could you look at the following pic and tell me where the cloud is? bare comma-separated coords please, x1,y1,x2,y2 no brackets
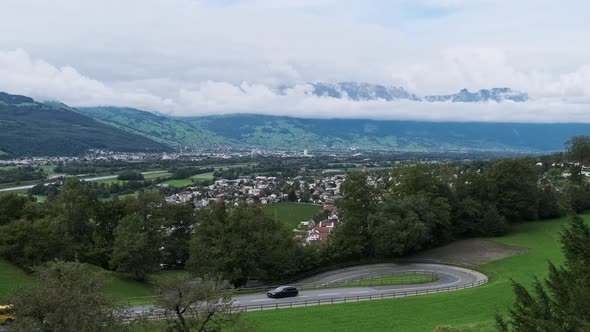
1,1,590,123
3,49,590,123
0,49,175,110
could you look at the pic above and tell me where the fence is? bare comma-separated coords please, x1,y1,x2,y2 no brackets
240,257,490,291
238,278,488,313
133,276,488,321
236,270,437,294
118,270,438,306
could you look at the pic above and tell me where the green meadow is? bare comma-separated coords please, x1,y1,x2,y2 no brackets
263,202,322,228
244,215,578,332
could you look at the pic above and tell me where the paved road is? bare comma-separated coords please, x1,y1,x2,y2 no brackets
127,263,487,316
0,171,164,192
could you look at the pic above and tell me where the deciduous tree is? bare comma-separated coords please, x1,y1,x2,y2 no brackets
8,260,124,332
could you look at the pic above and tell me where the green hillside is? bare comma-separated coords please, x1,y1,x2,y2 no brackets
0,92,169,156
77,107,590,153
77,107,232,148
186,114,590,152
245,215,580,331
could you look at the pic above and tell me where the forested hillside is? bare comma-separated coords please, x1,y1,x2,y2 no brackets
0,92,169,156
79,107,590,153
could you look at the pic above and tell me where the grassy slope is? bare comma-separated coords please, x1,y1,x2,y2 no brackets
244,215,575,332
0,259,32,298
263,202,322,228
0,259,186,304
323,273,436,289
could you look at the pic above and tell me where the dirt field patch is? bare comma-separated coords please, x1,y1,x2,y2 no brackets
408,239,526,266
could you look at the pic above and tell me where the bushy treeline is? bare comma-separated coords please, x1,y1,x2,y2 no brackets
2,139,590,287
0,179,300,285
0,166,46,184
116,171,144,181
328,158,581,262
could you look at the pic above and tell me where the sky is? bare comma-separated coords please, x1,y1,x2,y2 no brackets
1,0,590,122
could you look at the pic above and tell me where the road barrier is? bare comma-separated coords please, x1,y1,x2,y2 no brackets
236,270,437,294
237,277,488,313
132,275,488,320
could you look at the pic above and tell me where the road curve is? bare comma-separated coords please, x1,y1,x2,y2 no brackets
233,263,486,308
127,263,487,316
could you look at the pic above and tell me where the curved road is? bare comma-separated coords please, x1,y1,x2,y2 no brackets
233,263,486,308
128,263,487,316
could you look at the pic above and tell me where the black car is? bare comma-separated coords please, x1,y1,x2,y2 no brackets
267,286,299,298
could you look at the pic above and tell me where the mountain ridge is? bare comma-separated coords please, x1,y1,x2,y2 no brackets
0,92,170,156
290,82,528,103
78,107,590,153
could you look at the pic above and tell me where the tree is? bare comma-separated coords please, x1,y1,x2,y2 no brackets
537,184,563,219
110,214,159,281
497,212,590,331
0,217,73,267
454,198,507,237
187,203,297,286
154,274,242,332
390,164,443,198
0,194,30,225
565,135,590,164
369,200,428,257
287,187,297,202
117,171,144,181
160,203,197,268
8,260,124,332
330,171,377,260
50,178,98,256
490,159,539,222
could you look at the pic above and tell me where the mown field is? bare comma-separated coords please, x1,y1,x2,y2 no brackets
162,172,214,187
244,215,578,332
263,202,322,228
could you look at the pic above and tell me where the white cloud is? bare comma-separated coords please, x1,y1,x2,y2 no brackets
1,1,590,122
3,49,590,123
0,49,175,111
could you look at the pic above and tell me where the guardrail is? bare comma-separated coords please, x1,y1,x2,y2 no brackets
117,270,438,306
236,270,437,294
238,278,488,313
132,277,488,321
244,257,489,290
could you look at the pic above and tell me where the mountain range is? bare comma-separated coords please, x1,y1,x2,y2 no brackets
0,92,169,156
79,106,585,153
0,90,584,157
298,82,528,103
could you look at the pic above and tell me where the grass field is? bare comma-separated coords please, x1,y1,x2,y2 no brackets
244,215,579,332
162,172,214,187
263,202,322,228
0,259,186,305
39,165,56,174
142,171,171,180
319,273,436,289
0,259,32,298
